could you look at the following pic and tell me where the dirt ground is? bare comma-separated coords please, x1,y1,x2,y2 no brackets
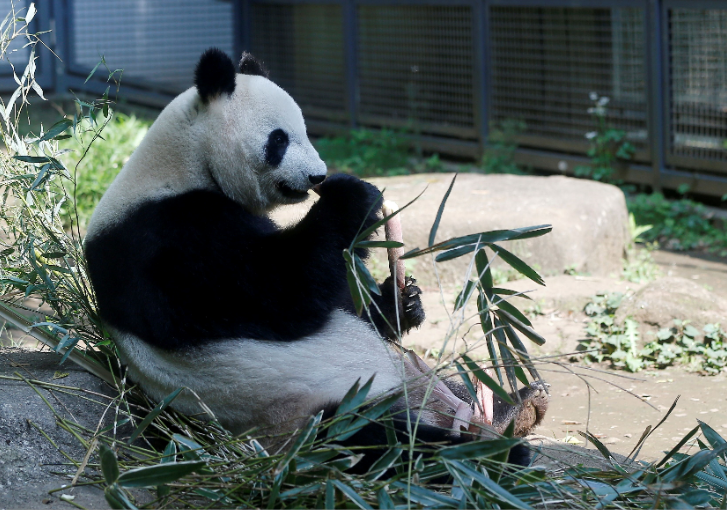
404,249,727,462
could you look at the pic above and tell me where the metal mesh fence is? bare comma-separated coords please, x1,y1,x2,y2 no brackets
668,8,727,169
71,0,234,92
489,6,648,159
250,2,347,123
357,4,477,139
0,0,30,75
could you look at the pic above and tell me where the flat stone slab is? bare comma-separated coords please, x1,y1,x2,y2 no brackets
0,348,114,509
273,173,630,287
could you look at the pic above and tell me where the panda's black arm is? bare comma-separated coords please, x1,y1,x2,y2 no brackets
86,175,385,349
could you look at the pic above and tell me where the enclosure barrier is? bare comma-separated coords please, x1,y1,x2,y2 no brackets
2,0,726,197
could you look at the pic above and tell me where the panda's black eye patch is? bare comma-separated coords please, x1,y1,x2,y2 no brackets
265,129,289,167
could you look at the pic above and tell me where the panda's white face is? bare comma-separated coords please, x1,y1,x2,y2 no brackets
201,74,327,214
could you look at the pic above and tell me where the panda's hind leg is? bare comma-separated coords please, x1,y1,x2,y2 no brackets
492,381,550,437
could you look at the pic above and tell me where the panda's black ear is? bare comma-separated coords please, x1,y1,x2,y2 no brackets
239,52,269,78
195,48,236,103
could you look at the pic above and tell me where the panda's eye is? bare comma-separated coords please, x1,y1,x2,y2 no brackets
265,129,289,167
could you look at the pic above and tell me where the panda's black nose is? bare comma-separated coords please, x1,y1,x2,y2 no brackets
309,175,326,185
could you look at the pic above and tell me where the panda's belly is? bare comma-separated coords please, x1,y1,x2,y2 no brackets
113,309,405,436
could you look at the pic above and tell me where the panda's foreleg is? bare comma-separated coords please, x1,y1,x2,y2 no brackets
368,276,425,340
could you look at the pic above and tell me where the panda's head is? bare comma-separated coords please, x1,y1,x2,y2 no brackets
194,48,327,213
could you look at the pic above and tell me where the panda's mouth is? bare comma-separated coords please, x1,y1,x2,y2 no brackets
277,182,310,200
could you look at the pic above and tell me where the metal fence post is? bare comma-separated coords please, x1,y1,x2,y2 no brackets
475,0,490,156
646,0,666,191
344,0,358,128
235,0,250,55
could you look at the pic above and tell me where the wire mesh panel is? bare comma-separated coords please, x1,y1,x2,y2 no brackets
0,0,30,77
489,6,648,158
250,2,347,123
668,8,727,171
357,4,476,139
71,0,234,92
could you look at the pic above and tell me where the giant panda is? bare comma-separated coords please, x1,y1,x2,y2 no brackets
84,48,548,467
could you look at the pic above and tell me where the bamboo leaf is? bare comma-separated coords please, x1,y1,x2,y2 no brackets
434,243,479,262
104,484,137,510
454,280,478,311
439,438,521,460
493,317,519,392
353,187,426,245
461,353,514,405
446,460,532,509
578,431,614,461
698,420,727,451
354,253,380,296
429,173,457,247
38,118,73,142
331,480,372,510
402,225,552,260
496,309,546,346
99,444,119,484
488,243,546,286
494,295,532,327
117,461,206,487
129,388,184,443
475,248,493,289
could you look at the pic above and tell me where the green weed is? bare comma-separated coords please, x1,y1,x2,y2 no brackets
578,294,727,375
628,192,727,256
481,119,527,175
574,92,636,182
314,127,442,177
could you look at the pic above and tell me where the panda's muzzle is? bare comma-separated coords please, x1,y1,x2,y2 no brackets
277,175,326,200
276,181,311,200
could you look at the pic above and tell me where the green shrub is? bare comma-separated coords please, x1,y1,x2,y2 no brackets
628,192,727,255
57,113,151,229
481,119,527,175
578,294,727,375
314,127,444,177
574,93,635,182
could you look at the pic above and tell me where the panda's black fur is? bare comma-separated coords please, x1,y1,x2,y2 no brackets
84,48,547,471
85,177,412,349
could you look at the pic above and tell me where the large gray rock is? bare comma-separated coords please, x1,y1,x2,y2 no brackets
273,173,630,287
0,348,116,509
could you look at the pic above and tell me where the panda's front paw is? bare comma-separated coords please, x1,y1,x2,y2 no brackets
373,276,425,339
316,174,383,234
401,276,425,332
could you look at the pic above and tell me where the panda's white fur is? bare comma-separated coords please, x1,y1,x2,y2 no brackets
88,75,326,234
110,310,404,437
